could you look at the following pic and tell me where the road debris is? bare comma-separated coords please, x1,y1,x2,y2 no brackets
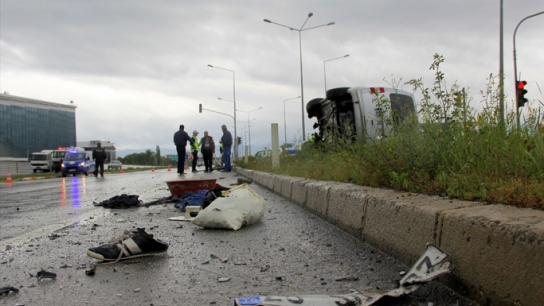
36,270,57,281
234,244,452,306
86,228,169,262
192,184,266,230
0,286,19,296
143,195,181,207
210,254,228,263
236,177,252,185
174,190,208,211
85,266,96,276
48,233,62,240
335,276,359,282
93,194,142,209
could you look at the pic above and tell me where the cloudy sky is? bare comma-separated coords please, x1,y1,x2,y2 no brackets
1,0,543,156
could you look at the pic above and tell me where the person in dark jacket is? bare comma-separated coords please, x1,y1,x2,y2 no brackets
200,131,215,172
220,124,233,172
173,124,194,175
92,143,107,177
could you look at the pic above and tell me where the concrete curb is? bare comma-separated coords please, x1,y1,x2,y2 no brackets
235,167,544,306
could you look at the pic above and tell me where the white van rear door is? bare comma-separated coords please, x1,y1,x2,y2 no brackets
351,88,383,141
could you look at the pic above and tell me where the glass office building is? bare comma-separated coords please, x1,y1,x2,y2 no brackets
0,93,76,159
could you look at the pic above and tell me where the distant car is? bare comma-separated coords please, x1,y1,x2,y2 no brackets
108,160,123,169
255,148,283,158
255,149,271,158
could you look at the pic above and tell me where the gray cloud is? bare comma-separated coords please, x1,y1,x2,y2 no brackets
1,0,543,153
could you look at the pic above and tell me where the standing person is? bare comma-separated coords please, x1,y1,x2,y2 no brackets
200,131,215,172
219,141,224,167
220,124,233,172
92,143,106,178
191,130,200,173
173,125,193,175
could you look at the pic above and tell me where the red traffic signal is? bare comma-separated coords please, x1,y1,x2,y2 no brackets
516,81,528,108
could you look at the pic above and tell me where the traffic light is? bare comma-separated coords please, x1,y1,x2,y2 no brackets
516,81,528,108
237,137,242,145
199,104,202,113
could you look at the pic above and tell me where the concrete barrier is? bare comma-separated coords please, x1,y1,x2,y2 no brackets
326,185,369,238
235,168,544,306
279,176,306,200
440,204,544,306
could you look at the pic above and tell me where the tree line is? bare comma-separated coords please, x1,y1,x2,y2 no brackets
117,146,174,166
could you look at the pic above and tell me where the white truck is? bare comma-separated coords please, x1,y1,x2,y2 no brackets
52,147,71,173
306,86,417,144
30,150,54,172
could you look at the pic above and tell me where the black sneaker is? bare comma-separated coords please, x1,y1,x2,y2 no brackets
86,228,169,261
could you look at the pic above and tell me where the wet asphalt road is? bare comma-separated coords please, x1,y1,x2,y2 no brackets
0,168,480,306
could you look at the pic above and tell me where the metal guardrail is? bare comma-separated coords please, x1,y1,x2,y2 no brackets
0,161,27,175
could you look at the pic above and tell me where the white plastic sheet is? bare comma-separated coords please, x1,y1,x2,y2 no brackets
192,184,266,231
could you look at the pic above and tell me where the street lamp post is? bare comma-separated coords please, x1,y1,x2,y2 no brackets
199,105,235,148
324,54,349,92
237,107,262,156
208,64,237,160
264,13,335,141
283,96,300,146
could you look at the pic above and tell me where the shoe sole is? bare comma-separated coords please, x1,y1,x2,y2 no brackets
86,249,168,261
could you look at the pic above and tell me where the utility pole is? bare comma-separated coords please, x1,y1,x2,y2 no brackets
498,0,505,126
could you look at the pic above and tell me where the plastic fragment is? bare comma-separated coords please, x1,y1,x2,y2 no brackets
37,270,57,280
